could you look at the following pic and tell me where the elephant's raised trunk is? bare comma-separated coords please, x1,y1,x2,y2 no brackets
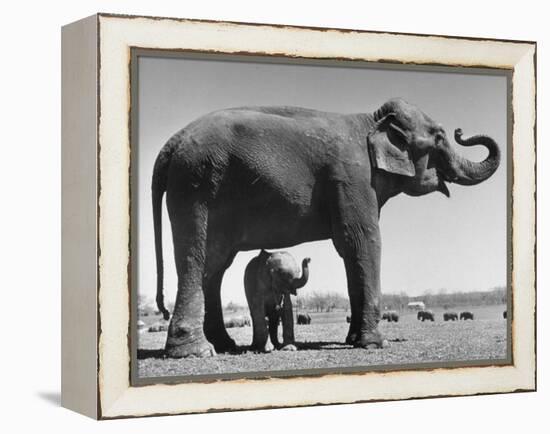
292,258,311,289
442,129,501,186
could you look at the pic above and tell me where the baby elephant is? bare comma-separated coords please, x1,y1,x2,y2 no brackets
244,249,310,353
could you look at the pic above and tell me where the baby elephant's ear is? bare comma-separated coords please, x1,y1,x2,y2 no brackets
368,120,415,177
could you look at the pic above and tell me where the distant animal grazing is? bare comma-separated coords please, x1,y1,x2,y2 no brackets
297,313,312,325
503,310,507,319
382,310,399,322
346,315,351,323
148,323,168,332
224,315,251,328
460,311,474,320
245,250,310,352
443,312,459,321
417,310,435,321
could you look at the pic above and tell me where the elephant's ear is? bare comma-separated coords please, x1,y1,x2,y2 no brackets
368,119,415,177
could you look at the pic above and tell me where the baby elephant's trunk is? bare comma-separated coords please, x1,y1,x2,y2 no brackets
292,257,311,291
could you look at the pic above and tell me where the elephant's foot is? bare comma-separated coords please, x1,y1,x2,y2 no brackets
251,340,274,353
206,331,237,353
165,324,216,358
345,330,358,345
204,311,238,353
212,336,237,353
280,343,297,351
353,330,389,349
165,338,216,358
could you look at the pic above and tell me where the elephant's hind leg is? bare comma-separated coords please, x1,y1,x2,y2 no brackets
203,251,238,353
165,199,215,358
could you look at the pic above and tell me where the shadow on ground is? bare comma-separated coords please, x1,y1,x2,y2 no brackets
137,341,366,358
137,349,166,359
137,346,252,359
297,341,352,350
37,391,61,407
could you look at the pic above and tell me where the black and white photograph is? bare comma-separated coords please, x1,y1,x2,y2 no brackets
131,52,509,382
2,0,545,428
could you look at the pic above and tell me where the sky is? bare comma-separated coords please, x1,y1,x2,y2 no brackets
135,55,508,306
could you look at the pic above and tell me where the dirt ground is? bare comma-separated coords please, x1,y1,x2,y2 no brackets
137,304,507,380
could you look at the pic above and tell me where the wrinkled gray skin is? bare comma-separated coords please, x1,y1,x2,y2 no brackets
244,250,310,352
153,98,500,358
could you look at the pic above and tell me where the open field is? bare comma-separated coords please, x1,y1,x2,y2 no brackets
137,304,507,379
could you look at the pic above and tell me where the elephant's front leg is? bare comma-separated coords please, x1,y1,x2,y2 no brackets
267,308,281,349
250,304,273,353
342,244,386,348
280,293,297,351
331,188,386,349
244,263,273,353
246,294,273,353
203,269,237,353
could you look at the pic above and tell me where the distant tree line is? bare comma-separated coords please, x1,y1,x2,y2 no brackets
293,286,506,312
379,286,507,311
295,291,348,312
409,286,507,310
138,286,507,316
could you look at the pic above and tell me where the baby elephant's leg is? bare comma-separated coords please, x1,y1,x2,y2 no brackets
250,304,273,353
267,309,281,349
281,293,297,351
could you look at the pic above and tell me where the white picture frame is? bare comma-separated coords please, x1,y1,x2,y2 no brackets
61,13,536,419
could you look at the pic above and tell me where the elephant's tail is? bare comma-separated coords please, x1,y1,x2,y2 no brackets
152,142,177,321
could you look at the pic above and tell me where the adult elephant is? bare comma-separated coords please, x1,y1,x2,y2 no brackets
382,310,399,322
224,315,251,328
153,98,500,357
460,311,474,320
297,313,312,325
244,250,310,352
417,310,435,322
443,312,459,321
